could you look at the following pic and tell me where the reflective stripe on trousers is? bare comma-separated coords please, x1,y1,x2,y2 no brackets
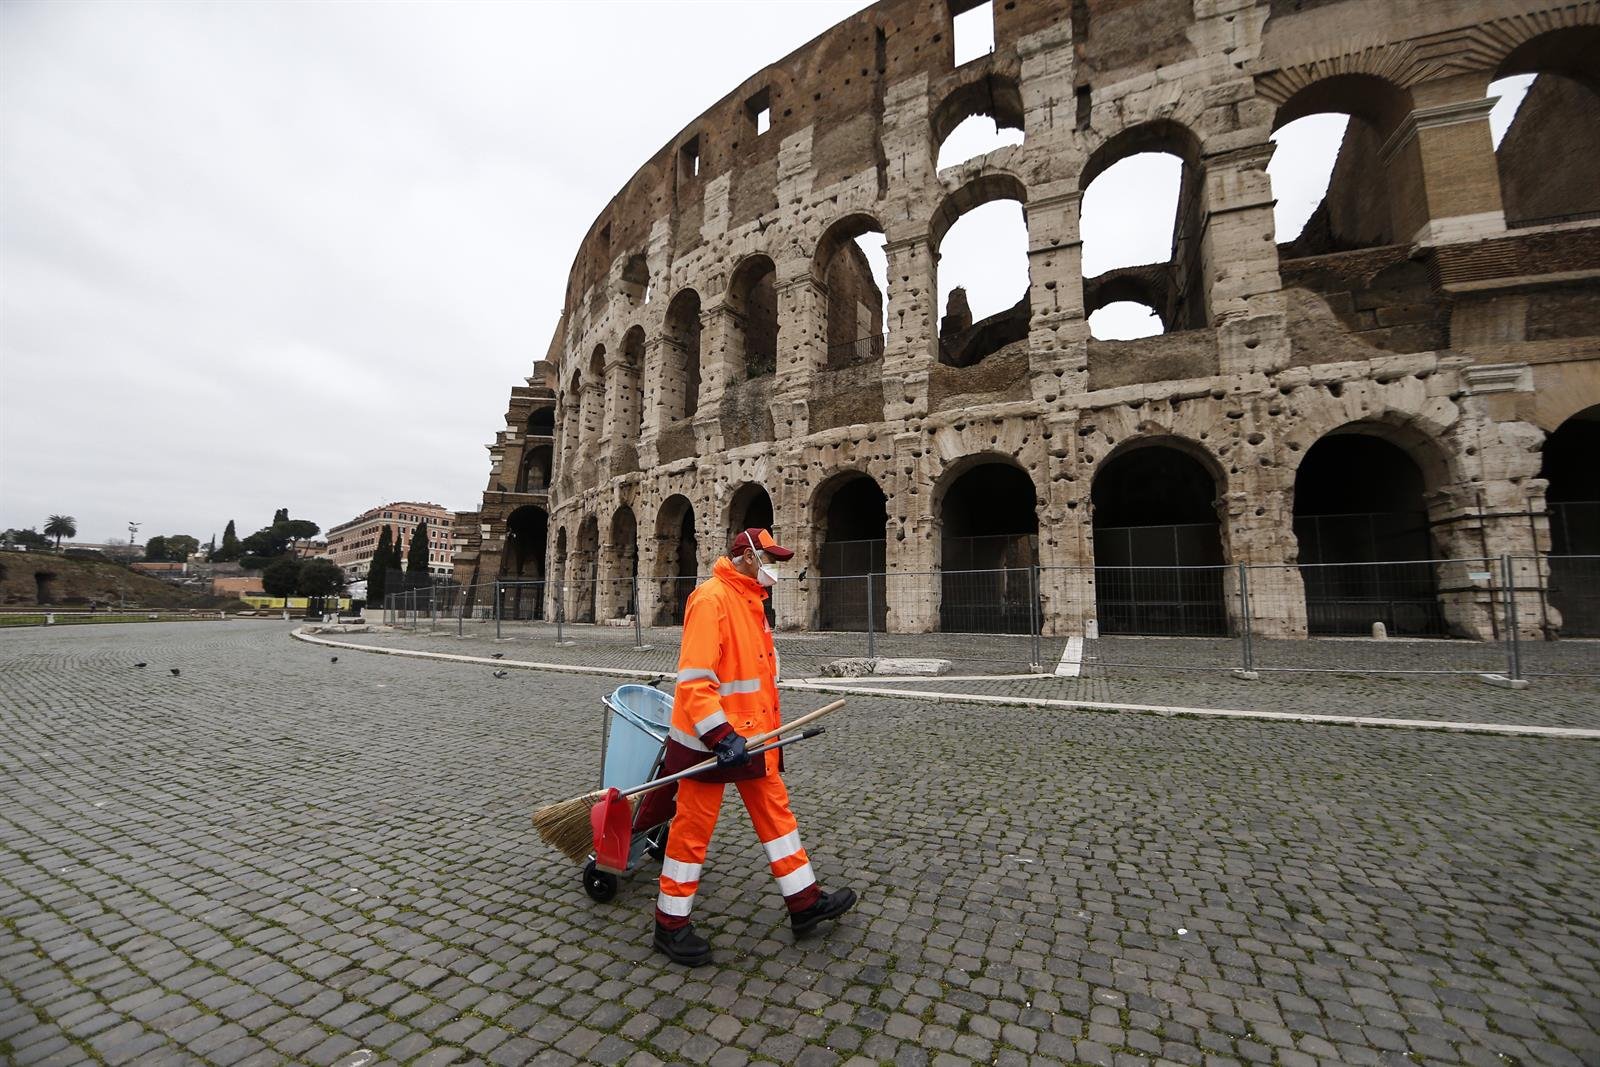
655,770,820,927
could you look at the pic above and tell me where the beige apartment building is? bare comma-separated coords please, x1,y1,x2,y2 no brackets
323,502,464,582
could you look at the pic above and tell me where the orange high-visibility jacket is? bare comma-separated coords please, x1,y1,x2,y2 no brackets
663,556,781,784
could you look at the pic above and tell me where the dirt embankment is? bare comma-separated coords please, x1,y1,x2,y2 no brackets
0,553,241,610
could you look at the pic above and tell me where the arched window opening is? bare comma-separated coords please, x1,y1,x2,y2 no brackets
727,483,775,543
618,326,646,447
816,216,889,368
939,460,1038,633
815,474,888,632
950,0,994,67
1088,301,1163,340
655,495,698,626
1293,432,1443,636
937,115,1024,171
501,505,547,620
728,255,778,379
607,506,640,620
619,253,650,307
527,407,554,438
1081,142,1207,331
663,289,702,420
1488,49,1600,228
936,198,1029,368
1092,445,1227,636
1541,405,1600,636
1269,76,1413,257
34,571,57,605
560,373,582,479
575,515,600,623
553,526,569,621
518,445,552,493
584,347,607,444
932,75,1024,172
727,482,776,625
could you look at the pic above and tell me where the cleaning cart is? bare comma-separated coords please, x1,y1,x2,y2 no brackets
583,683,675,902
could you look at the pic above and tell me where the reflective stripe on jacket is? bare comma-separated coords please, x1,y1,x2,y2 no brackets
663,556,781,784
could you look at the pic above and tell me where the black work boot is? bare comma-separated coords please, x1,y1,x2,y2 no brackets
653,921,712,966
790,887,857,938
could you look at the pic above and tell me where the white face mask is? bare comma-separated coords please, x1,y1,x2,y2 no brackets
751,551,780,587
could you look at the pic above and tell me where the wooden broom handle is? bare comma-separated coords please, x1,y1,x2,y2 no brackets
619,699,848,800
747,699,847,746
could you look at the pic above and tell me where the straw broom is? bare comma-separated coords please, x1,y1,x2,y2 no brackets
533,699,847,862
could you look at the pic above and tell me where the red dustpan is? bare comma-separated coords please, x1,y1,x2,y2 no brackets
591,789,635,873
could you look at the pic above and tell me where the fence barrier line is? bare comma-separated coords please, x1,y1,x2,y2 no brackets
292,628,1600,739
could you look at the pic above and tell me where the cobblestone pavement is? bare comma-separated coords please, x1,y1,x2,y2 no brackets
344,623,1600,730
3,621,1598,1067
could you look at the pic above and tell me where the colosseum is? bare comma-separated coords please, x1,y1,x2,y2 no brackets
451,0,1599,645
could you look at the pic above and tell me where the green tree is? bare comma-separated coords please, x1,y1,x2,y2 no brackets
273,508,289,524
44,515,77,548
214,520,241,562
144,536,170,561
366,525,393,605
406,520,431,578
4,528,51,550
261,556,302,597
166,535,200,561
297,558,345,597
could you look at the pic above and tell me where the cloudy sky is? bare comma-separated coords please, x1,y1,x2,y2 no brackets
0,2,1528,548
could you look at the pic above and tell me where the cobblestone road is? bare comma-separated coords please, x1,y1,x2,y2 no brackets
3,621,1598,1066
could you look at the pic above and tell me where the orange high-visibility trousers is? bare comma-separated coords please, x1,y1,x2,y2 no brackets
656,771,820,927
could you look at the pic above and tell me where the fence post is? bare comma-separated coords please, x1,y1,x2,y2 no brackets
1028,565,1041,670
457,585,464,638
494,580,502,640
1238,563,1255,673
1502,553,1522,681
556,579,565,643
632,575,645,649
430,585,437,632
865,574,877,660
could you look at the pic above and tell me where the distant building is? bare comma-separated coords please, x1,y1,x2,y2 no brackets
323,501,464,582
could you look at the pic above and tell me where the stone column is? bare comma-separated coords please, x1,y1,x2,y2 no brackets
1025,184,1090,400
635,536,661,631
1202,142,1291,375
1380,76,1505,245
1036,414,1095,636
774,274,827,439
693,303,734,455
880,235,936,421
605,356,642,475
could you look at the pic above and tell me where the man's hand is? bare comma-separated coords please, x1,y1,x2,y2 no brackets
713,733,749,768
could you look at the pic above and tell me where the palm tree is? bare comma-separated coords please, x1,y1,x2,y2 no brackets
44,515,77,549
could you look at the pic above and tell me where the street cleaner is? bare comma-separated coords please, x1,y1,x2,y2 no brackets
649,527,857,966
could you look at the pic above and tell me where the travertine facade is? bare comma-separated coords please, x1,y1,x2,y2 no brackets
455,0,1600,640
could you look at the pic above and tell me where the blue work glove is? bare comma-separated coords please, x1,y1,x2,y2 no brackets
713,732,750,768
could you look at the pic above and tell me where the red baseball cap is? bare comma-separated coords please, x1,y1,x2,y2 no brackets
730,527,794,561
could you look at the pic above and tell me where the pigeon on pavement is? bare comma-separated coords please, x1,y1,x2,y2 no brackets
492,669,509,679
331,656,339,663
133,662,147,669
170,668,180,676
491,652,505,659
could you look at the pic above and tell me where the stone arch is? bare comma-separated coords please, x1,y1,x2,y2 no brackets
619,252,650,306
604,504,640,621
618,325,647,447
932,72,1025,170
560,370,583,485
501,505,547,620
1083,268,1170,337
585,346,607,444
654,494,698,625
1495,24,1600,94
1090,437,1229,635
663,288,703,420
1080,119,1208,331
574,513,600,623
1291,423,1450,636
934,452,1040,633
727,254,778,379
527,406,555,438
725,481,775,544
1540,403,1600,635
930,174,1030,369
1490,27,1600,227
810,468,889,632
1269,74,1415,253
812,213,889,369
518,444,552,493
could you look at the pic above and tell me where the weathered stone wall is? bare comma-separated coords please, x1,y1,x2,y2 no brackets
459,0,1600,639
1497,73,1600,226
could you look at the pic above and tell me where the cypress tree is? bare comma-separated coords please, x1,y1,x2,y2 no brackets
367,525,392,605
406,521,431,578
216,520,240,562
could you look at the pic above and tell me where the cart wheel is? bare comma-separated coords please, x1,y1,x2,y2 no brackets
583,860,618,903
645,824,669,862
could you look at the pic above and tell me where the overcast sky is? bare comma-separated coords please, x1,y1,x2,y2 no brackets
0,2,1529,548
